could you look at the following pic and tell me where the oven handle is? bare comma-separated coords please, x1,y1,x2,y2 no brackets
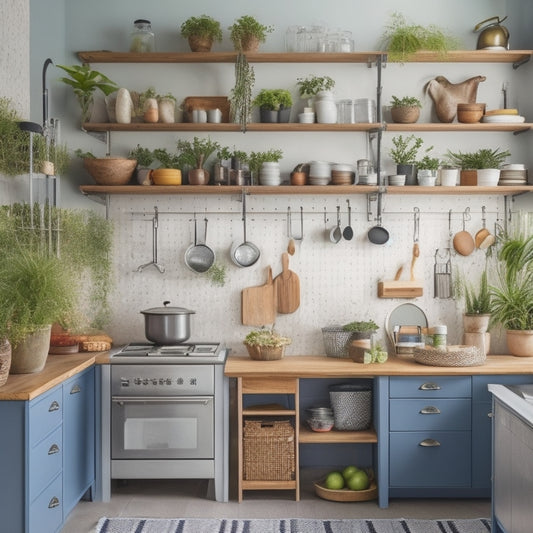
112,396,212,405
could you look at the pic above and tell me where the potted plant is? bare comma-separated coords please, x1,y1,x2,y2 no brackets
490,221,533,356
380,12,460,62
176,136,221,185
416,149,440,185
390,95,422,124
243,327,291,360
389,134,424,185
57,64,118,124
296,75,336,121
0,245,77,374
296,75,335,100
252,89,293,123
129,145,155,185
247,148,283,185
230,53,255,132
446,147,511,186
228,15,273,52
342,320,380,340
180,15,223,52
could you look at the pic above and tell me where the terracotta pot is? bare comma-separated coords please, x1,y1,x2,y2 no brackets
290,171,307,186
391,106,420,124
238,35,260,53
10,325,52,374
188,35,214,52
460,169,477,186
463,332,490,356
463,314,490,333
188,168,210,185
506,329,533,357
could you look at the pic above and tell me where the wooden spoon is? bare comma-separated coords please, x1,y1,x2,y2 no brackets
287,238,296,255
410,243,420,280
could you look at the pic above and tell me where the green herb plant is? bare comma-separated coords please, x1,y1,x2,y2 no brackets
390,95,422,108
153,148,182,169
176,136,221,169
446,148,511,170
247,148,283,177
342,320,379,333
244,327,291,348
389,134,424,165
229,15,273,51
457,269,492,315
252,89,293,111
296,75,335,98
128,145,155,168
180,15,223,42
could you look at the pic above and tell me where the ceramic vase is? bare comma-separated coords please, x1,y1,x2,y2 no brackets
314,91,337,124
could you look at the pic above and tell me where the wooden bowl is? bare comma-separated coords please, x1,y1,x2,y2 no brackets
314,475,378,502
83,157,137,185
457,103,485,123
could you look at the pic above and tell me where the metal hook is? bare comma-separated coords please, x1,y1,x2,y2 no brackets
287,206,304,240
413,207,420,242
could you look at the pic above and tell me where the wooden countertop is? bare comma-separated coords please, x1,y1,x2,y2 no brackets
0,352,98,401
224,354,533,378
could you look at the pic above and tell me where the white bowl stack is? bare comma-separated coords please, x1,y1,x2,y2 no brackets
259,162,281,186
309,161,332,185
499,163,528,186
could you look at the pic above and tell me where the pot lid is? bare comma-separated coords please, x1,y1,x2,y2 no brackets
141,301,195,315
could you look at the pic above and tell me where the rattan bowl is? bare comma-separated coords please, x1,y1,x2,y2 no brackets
413,344,486,367
83,157,137,185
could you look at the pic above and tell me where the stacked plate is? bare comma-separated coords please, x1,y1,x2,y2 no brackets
259,162,281,186
482,109,526,124
309,161,331,185
331,163,355,185
499,165,528,186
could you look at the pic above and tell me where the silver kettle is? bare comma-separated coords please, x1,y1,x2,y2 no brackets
474,16,510,50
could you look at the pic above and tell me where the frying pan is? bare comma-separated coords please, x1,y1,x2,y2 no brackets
184,217,215,273
453,208,475,256
232,192,260,267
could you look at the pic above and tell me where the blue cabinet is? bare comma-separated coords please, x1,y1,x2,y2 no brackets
0,366,95,533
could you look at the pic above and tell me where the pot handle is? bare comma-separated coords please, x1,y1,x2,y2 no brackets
163,300,170,307
474,15,507,32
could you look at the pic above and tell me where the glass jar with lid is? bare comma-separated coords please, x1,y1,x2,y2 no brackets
130,19,155,53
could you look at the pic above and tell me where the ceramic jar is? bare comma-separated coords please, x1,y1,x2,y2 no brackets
314,91,337,124
143,97,159,123
259,162,281,186
158,98,175,123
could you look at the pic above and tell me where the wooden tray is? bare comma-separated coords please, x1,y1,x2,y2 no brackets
183,96,230,123
314,479,378,502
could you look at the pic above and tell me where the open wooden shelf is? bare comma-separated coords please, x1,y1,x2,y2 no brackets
299,425,378,444
386,122,532,133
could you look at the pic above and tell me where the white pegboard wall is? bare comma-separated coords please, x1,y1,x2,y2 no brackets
107,193,507,355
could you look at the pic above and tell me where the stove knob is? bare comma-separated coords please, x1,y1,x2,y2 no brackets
134,378,142,385
177,377,184,385
151,378,158,385
166,378,172,385
189,378,197,386
120,378,130,387
143,378,149,385
159,378,165,385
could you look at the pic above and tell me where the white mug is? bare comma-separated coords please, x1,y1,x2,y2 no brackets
192,109,207,123
207,108,222,123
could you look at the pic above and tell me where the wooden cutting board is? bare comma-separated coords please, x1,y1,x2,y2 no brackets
241,266,276,326
274,252,300,314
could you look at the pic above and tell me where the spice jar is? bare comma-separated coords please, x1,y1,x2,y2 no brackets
431,325,447,350
130,19,155,53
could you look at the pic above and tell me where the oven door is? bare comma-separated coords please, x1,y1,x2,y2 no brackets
111,396,214,459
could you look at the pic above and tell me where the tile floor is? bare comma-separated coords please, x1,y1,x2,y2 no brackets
60,472,491,533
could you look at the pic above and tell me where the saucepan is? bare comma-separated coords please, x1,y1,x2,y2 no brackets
231,192,260,267
141,301,195,344
184,217,215,273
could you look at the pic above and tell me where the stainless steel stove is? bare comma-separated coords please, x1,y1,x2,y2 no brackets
99,341,229,503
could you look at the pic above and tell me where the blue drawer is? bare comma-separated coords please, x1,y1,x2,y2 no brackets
390,376,471,398
473,375,533,402
29,425,63,502
390,399,471,431
29,472,62,533
29,387,62,447
390,431,471,487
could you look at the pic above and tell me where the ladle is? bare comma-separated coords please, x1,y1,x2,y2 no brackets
232,192,260,267
343,199,354,240
329,205,342,243
184,216,215,273
367,192,390,245
410,207,420,280
453,208,475,256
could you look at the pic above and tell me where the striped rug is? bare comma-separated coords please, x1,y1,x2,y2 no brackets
96,517,491,533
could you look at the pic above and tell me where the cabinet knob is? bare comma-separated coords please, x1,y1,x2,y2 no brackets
419,438,441,447
420,406,441,414
48,496,60,509
70,384,81,395
48,400,60,412
47,443,60,455
419,382,441,391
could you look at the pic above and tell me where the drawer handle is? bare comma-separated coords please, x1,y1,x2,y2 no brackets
419,438,441,447
48,444,60,455
48,400,60,412
419,382,441,391
70,384,81,395
488,411,494,418
48,496,60,509
420,406,441,414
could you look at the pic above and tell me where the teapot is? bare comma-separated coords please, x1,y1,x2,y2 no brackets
474,16,510,49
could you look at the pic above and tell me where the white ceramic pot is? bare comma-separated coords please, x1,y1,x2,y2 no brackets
314,91,337,124
439,168,459,186
476,168,500,187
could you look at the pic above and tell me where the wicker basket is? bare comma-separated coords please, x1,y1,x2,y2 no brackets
413,345,486,367
0,340,11,387
244,343,285,361
83,157,137,185
243,419,295,481
321,327,354,358
329,383,372,430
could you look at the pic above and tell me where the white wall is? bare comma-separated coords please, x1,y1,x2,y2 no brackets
10,0,533,355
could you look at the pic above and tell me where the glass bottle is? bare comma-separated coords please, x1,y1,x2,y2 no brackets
130,19,155,53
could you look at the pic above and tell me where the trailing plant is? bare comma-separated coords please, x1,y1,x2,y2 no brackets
244,327,291,348
445,148,511,170
389,134,424,165
252,89,292,110
180,15,223,42
128,145,155,168
57,64,118,123
380,12,460,63
228,15,273,51
342,320,379,333
230,53,255,132
296,75,335,98
176,136,221,169
390,95,422,108
206,262,227,287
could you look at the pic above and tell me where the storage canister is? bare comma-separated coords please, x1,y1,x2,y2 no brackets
431,325,447,350
130,19,155,52
329,382,372,430
354,98,376,123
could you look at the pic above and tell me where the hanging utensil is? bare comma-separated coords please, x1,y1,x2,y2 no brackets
184,216,215,273
232,192,260,267
434,248,453,299
410,207,420,281
137,206,165,273
287,206,303,255
367,192,389,245
453,207,475,256
343,199,354,241
329,205,342,243
475,206,495,250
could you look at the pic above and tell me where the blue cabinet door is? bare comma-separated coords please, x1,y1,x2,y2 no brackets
62,367,95,517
